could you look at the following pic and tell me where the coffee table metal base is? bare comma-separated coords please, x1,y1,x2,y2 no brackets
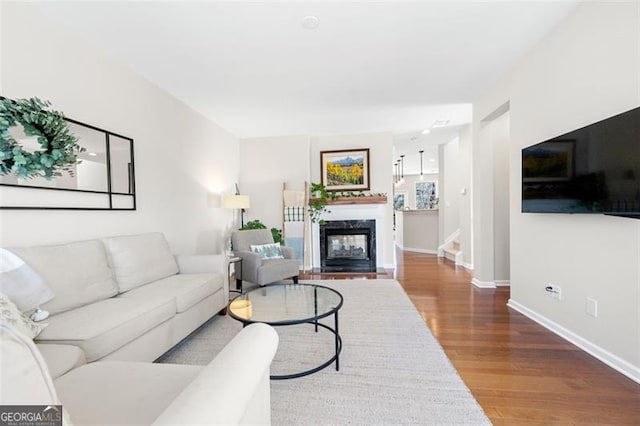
230,283,344,380
269,320,342,380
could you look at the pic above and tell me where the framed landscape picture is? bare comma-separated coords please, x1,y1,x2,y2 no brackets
320,148,370,191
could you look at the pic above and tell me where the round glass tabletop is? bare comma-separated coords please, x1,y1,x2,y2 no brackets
228,283,343,325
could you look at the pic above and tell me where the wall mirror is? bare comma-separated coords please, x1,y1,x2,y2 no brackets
0,118,136,210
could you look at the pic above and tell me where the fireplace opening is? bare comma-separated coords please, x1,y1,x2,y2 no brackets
327,235,367,259
320,220,376,272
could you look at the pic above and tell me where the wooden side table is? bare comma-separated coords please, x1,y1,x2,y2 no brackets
227,256,243,294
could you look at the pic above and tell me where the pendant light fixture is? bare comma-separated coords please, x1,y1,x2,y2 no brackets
419,150,424,180
400,155,405,183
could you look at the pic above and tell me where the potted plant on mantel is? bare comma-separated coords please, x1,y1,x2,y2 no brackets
308,182,331,225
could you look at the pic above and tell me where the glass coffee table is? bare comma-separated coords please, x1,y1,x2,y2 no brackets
228,283,343,380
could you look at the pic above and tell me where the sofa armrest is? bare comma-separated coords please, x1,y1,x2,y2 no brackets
175,254,225,275
152,323,278,425
175,254,228,304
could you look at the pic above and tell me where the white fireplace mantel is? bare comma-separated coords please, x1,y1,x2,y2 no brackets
310,204,387,269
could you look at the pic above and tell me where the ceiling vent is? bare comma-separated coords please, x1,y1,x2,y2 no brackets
431,120,450,128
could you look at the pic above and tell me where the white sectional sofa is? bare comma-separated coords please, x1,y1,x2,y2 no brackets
9,232,228,369
1,232,280,424
1,320,279,425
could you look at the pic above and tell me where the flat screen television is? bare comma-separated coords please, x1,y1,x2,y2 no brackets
522,106,640,218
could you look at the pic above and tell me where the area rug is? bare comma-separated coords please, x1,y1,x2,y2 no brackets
159,279,490,425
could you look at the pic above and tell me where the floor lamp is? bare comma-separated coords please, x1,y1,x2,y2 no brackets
223,194,250,228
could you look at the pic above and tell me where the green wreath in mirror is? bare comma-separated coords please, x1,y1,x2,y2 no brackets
0,97,83,179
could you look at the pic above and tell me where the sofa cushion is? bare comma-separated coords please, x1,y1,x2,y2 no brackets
118,273,223,313
55,362,202,426
10,240,118,315
37,343,86,379
103,233,179,292
36,297,176,362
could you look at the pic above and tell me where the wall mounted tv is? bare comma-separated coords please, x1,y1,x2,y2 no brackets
522,106,640,218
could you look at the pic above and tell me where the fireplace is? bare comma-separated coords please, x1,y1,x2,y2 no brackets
320,220,376,272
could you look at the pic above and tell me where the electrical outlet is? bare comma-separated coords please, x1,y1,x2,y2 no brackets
586,298,598,317
545,284,562,301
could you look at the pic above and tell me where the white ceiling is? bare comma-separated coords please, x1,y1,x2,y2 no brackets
32,1,578,173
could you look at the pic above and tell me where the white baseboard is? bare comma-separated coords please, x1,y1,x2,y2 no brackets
495,280,510,287
507,299,640,384
471,278,496,288
462,262,473,271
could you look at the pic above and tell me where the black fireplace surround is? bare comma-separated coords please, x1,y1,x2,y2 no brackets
320,220,376,272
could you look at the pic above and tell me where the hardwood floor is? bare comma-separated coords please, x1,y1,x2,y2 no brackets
301,249,640,425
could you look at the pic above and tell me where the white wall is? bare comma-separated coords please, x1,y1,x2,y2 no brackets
472,108,511,286
441,138,461,243
492,112,510,283
0,3,239,254
458,125,473,269
472,116,497,286
474,2,640,380
239,135,310,230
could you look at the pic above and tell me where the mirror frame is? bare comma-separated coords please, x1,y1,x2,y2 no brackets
0,117,136,210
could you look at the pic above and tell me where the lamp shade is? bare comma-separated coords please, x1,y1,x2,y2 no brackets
223,194,250,209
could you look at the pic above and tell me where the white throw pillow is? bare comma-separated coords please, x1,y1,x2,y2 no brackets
250,243,284,260
0,293,47,339
0,248,54,313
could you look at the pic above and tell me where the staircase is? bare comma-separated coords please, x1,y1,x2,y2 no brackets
443,238,462,265
438,232,463,266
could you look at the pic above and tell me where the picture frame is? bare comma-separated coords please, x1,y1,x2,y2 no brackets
415,181,437,210
393,191,407,210
320,148,370,191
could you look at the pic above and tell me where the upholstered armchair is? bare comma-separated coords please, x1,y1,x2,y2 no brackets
231,229,299,286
